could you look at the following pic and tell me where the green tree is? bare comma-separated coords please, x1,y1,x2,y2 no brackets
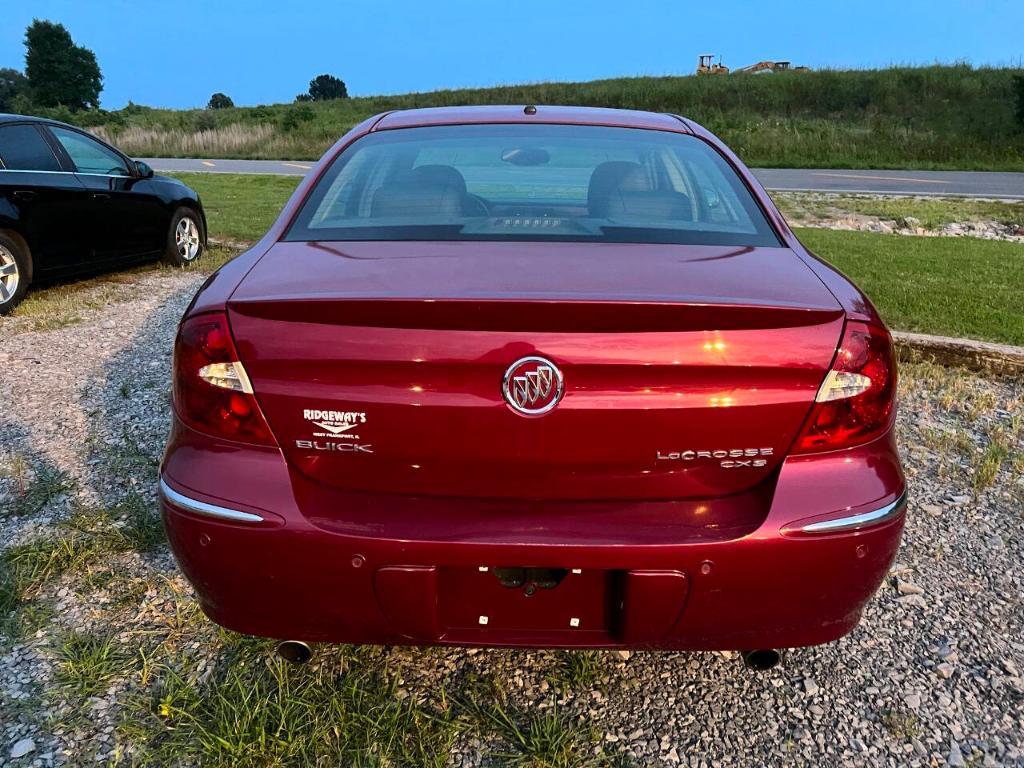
24,20,102,110
0,68,28,112
207,92,234,110
307,74,348,101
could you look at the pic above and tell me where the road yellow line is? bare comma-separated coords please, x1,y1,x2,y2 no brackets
201,160,215,167
811,172,946,185
282,162,312,170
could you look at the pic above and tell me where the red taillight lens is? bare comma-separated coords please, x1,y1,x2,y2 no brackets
172,312,276,446
792,321,896,454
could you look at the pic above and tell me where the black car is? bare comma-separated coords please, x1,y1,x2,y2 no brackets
0,114,207,314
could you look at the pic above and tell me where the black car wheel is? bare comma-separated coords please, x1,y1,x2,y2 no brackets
165,208,205,267
0,233,30,315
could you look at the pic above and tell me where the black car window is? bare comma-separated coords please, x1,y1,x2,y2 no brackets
0,124,62,172
49,127,131,176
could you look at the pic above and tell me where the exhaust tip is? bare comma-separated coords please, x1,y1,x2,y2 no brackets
276,640,312,665
741,649,781,671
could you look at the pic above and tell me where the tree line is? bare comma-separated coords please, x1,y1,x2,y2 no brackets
0,19,350,115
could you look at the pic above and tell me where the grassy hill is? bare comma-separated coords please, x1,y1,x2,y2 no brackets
42,64,1024,169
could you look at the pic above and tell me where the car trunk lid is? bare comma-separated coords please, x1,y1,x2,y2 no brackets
227,240,843,501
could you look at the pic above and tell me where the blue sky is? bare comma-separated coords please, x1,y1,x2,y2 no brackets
1,0,1020,109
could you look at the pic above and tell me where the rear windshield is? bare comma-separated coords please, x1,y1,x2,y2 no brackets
286,124,780,246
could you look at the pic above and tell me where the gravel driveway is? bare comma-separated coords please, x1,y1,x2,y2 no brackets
1,272,1022,767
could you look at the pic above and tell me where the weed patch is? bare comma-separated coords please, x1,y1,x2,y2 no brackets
57,631,134,697
474,700,613,768
547,651,608,693
128,646,464,767
3,467,76,518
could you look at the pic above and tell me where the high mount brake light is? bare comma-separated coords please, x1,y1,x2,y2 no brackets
172,313,276,446
792,321,896,454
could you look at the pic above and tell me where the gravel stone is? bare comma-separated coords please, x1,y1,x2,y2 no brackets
897,580,925,595
9,738,36,759
778,192,1024,243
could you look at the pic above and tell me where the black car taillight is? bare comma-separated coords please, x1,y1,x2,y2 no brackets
172,312,276,446
792,321,896,454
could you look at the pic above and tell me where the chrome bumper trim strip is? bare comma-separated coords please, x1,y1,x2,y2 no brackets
800,492,907,534
158,478,264,524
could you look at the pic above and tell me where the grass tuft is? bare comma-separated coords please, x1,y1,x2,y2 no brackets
3,466,76,518
57,631,132,697
477,700,612,768
0,564,16,635
547,651,608,692
882,708,923,741
973,428,1014,495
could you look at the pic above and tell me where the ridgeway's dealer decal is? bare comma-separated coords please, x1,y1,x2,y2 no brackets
304,408,367,438
299,408,373,453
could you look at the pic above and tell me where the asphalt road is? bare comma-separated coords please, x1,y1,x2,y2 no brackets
143,157,1024,199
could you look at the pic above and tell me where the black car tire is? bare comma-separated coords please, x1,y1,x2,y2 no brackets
164,207,205,267
0,232,31,315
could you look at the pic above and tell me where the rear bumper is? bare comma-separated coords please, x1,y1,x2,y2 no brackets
159,424,906,650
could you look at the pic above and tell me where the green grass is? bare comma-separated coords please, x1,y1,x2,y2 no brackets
546,651,608,693
43,64,1024,170
2,466,76,518
972,426,1016,495
797,229,1024,345
130,647,465,767
171,172,301,242
882,709,923,741
477,701,611,768
0,565,16,636
120,637,620,768
0,498,165,640
57,631,133,697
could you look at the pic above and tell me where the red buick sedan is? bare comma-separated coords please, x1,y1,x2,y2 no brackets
160,106,905,668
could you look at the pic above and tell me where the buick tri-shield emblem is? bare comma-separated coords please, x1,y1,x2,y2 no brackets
502,356,564,415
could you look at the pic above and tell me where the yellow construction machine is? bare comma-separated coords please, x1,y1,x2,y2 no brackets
696,54,729,75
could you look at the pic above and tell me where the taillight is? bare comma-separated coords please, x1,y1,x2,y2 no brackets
172,312,276,446
792,321,896,454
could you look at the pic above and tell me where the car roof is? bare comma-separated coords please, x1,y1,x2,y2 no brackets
0,113,80,131
372,105,692,134
0,113,49,124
